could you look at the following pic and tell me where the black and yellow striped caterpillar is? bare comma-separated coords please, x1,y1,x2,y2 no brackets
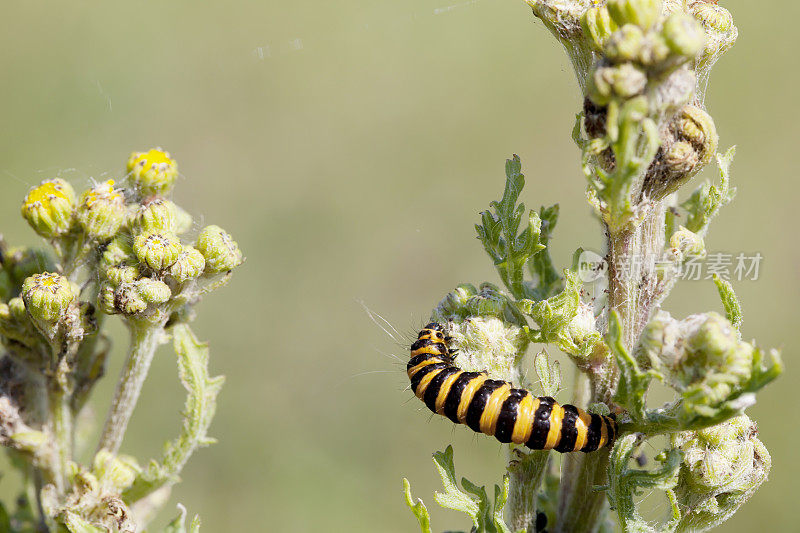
407,323,618,453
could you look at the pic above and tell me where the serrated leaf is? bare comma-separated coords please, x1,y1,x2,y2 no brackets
427,446,518,533
124,324,224,503
607,434,683,532
476,156,548,300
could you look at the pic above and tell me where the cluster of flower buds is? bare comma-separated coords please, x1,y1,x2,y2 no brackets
431,283,529,383
670,414,771,531
41,449,141,532
637,310,761,407
0,148,244,530
84,151,243,321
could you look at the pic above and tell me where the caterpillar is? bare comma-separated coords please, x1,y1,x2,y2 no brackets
407,322,618,453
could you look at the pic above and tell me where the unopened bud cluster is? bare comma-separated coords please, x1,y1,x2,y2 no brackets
1,148,244,530
431,283,529,383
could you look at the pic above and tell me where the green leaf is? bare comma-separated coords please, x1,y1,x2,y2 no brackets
526,205,564,301
533,350,561,397
682,147,737,237
607,434,683,532
609,311,658,422
475,155,547,300
124,324,225,503
519,270,602,360
712,275,742,331
403,479,432,533
427,446,518,533
165,504,201,533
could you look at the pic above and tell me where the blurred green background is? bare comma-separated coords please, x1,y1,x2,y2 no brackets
0,0,796,531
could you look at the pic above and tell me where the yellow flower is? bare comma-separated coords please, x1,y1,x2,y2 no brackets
126,148,179,197
21,179,75,238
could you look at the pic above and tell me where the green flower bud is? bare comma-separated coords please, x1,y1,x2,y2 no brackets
76,472,100,497
581,5,618,51
669,226,705,262
607,0,662,30
636,310,681,370
76,179,126,241
195,225,243,273
129,198,178,234
21,272,75,323
588,63,647,105
112,283,148,316
9,430,48,454
93,450,141,491
671,415,771,532
134,231,182,272
566,301,599,345
433,283,479,319
691,2,733,34
168,245,206,283
672,105,718,167
8,297,27,321
98,283,118,315
133,278,171,305
100,236,135,274
127,148,179,197
604,24,645,63
661,12,706,58
0,301,35,344
105,264,140,286
637,33,670,65
20,179,75,238
665,141,699,174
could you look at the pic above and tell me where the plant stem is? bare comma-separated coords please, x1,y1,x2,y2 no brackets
606,203,667,355
507,449,549,532
555,203,667,533
97,320,162,454
48,383,71,494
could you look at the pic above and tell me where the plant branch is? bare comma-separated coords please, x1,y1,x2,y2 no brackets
97,319,164,454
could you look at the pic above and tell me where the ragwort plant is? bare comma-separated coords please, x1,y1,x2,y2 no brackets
0,149,243,531
402,1,781,532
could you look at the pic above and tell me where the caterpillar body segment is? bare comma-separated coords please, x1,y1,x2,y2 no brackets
408,323,618,453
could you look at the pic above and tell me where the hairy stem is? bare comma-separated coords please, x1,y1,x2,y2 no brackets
556,204,667,532
606,203,667,352
97,320,163,454
48,384,71,494
507,449,549,532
